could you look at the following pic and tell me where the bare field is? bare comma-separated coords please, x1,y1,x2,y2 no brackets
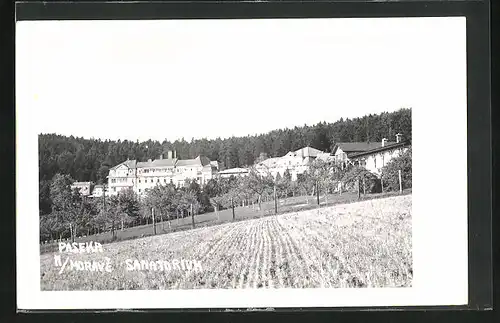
40,194,412,290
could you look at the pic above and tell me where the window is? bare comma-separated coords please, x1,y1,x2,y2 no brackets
151,179,153,183
139,179,141,183
113,187,116,192
157,178,160,182
139,189,141,193
164,178,167,183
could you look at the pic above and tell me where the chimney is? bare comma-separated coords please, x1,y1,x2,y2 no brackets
160,154,163,160
174,150,177,159
396,133,403,143
148,158,152,163
382,138,388,147
168,150,173,159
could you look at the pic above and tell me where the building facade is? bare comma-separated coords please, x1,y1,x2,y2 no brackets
90,184,107,197
70,182,93,196
349,141,410,176
218,168,250,179
106,151,219,196
333,133,409,175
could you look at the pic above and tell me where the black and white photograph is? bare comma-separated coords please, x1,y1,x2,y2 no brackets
16,16,469,309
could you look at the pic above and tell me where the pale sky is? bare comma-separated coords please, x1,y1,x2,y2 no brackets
16,18,465,142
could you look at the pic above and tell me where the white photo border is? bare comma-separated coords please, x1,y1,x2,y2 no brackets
16,17,468,310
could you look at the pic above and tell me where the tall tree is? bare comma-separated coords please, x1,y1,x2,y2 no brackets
242,166,274,212
49,173,82,242
308,159,334,206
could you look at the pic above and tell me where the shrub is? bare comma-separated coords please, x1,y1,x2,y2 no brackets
341,165,380,194
381,148,412,192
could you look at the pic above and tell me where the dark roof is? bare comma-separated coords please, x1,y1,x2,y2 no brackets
136,161,151,168
176,156,210,167
198,156,211,166
112,155,212,169
150,158,177,167
136,158,177,168
110,159,137,170
334,142,396,154
349,141,410,158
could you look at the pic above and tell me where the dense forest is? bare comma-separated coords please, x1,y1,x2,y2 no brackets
39,108,411,215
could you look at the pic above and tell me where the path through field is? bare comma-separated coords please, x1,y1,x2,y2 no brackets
40,194,412,290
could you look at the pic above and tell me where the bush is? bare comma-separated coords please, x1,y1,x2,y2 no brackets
341,165,380,194
381,148,412,192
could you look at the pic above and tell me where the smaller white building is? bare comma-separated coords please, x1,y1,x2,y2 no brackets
70,182,93,196
90,184,108,197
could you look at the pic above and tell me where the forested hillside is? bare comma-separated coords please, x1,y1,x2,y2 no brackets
38,108,411,214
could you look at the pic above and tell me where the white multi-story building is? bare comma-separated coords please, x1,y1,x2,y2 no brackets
106,150,219,196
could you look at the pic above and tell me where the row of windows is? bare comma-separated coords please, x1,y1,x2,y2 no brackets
111,176,208,185
136,179,203,193
110,178,128,183
140,167,201,174
137,177,205,184
142,168,173,174
138,178,174,184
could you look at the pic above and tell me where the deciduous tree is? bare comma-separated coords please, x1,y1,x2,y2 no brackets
381,148,412,192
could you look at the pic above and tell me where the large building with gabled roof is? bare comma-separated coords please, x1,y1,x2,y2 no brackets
331,133,410,173
106,150,219,196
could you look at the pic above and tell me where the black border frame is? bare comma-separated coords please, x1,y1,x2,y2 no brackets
11,0,492,317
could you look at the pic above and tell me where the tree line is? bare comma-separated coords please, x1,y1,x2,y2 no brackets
39,108,411,215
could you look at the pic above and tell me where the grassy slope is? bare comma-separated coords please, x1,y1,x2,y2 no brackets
40,194,412,290
40,189,412,253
